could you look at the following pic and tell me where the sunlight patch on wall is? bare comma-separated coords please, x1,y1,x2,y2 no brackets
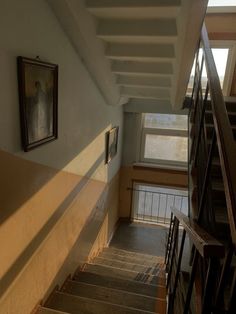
62,125,112,183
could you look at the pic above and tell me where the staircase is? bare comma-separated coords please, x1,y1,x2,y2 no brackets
37,247,167,314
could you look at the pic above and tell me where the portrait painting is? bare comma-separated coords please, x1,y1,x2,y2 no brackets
17,56,58,151
105,127,119,164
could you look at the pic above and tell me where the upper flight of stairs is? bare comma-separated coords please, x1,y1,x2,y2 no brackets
190,97,236,241
37,247,167,314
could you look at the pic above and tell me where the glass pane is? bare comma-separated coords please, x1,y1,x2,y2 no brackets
144,113,188,130
208,0,236,6
188,48,229,91
144,134,188,162
212,48,229,87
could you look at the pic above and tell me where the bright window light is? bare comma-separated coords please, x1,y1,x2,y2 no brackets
144,135,188,162
208,0,236,6
144,113,187,130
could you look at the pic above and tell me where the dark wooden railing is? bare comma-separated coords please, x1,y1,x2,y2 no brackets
166,23,236,313
166,208,224,314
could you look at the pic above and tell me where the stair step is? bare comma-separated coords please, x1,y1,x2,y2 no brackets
92,257,165,275
62,280,166,313
104,247,162,262
37,307,70,314
74,271,166,298
99,251,164,267
82,263,166,286
47,291,157,314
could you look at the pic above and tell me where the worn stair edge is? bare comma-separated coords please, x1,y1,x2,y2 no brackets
62,280,166,313
82,263,166,286
74,271,166,298
37,307,70,314
47,291,159,314
99,251,165,266
104,247,164,261
92,256,165,275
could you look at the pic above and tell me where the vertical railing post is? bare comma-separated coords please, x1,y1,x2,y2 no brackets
168,229,186,314
167,217,179,288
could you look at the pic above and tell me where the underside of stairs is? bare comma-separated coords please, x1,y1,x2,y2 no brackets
37,247,167,314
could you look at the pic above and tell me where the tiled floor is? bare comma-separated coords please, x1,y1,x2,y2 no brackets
110,221,168,257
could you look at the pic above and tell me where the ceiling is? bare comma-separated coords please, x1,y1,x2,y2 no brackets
48,0,208,111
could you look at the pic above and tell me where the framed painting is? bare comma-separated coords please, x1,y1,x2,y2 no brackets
105,126,119,164
17,56,58,151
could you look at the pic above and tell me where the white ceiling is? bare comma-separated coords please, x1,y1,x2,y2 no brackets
48,0,208,111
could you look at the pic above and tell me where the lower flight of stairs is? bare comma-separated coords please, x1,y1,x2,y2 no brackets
37,247,167,314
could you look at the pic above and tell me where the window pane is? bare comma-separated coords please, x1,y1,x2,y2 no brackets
144,134,188,162
144,114,188,130
208,0,236,6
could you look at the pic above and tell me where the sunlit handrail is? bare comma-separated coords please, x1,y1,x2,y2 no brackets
171,208,224,258
201,24,236,245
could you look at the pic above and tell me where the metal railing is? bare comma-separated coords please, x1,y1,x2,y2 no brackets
129,187,188,224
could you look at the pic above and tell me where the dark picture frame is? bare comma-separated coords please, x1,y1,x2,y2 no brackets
105,126,119,164
17,56,58,151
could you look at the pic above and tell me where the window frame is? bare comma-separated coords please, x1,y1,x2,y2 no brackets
140,113,188,168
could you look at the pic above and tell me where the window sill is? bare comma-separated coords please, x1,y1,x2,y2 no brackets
133,162,188,172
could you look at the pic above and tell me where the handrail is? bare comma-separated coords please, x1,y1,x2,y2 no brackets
201,24,236,245
171,207,225,258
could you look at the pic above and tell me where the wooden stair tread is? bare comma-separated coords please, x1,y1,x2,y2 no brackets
46,291,159,314
93,256,165,275
62,280,166,312
37,307,70,314
83,263,166,286
74,271,166,298
99,251,164,266
103,247,162,261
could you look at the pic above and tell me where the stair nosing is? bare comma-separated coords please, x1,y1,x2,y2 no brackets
66,279,166,301
52,291,157,314
75,270,166,289
86,262,165,276
94,256,165,269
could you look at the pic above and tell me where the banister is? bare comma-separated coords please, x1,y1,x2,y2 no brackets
171,207,225,258
201,24,236,246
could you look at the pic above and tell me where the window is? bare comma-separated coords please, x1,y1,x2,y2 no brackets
188,44,235,96
208,0,236,6
140,113,188,167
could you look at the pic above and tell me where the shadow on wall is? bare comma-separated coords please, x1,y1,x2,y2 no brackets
0,122,115,226
0,147,113,299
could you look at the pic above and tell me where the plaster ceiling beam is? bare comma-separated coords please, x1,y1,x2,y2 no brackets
124,98,188,114
112,61,173,76
86,0,181,19
171,0,208,109
47,0,128,106
117,75,172,88
106,43,175,62
97,19,178,43
121,86,170,99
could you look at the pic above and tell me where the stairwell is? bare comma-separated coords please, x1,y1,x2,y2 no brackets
36,228,167,314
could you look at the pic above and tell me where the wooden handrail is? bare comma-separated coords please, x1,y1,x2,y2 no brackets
171,207,225,258
201,24,236,246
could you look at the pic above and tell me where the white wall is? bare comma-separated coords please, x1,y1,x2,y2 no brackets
0,0,123,183
0,1,123,312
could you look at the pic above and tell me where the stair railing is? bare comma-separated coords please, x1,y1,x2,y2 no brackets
166,208,225,314
188,22,236,312
190,23,236,245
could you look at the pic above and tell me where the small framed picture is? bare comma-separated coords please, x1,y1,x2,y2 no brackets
17,56,58,151
105,126,119,164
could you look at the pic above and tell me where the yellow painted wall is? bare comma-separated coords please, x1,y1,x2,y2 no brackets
119,166,188,218
206,13,236,40
0,0,123,313
0,150,120,314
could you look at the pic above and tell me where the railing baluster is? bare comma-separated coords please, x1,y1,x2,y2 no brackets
165,212,174,264
184,250,199,314
168,229,186,314
167,217,179,288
